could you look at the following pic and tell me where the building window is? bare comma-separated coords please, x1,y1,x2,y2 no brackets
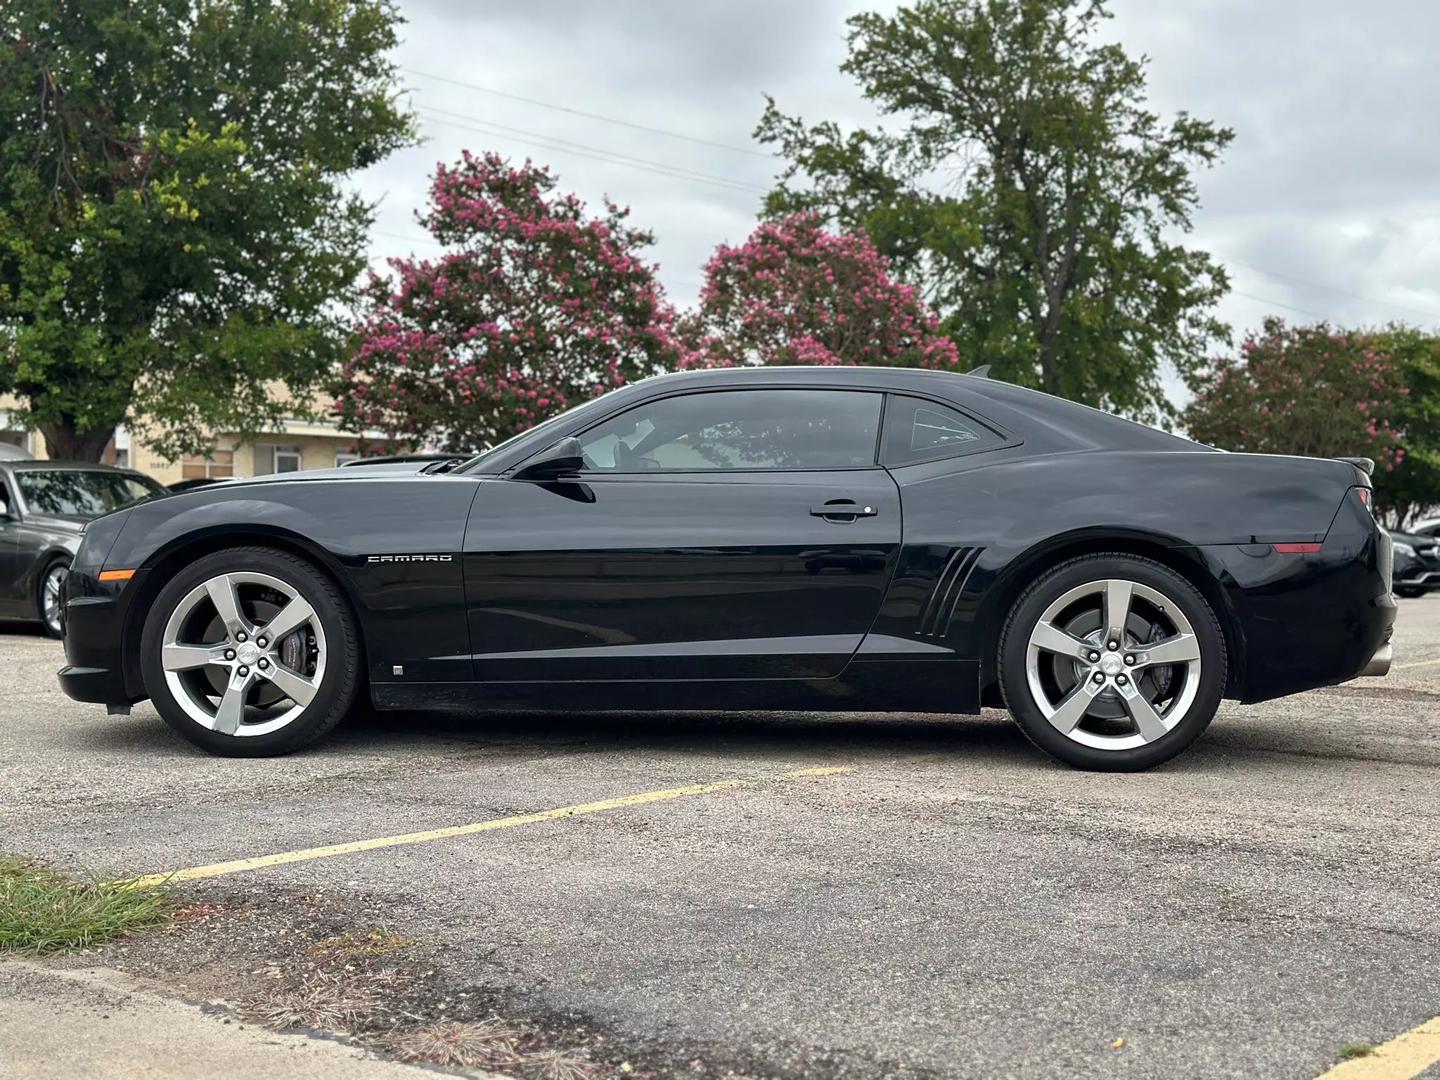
181,449,234,479
273,447,302,473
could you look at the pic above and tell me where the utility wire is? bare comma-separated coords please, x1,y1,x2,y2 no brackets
1224,257,1440,323
416,105,769,193
405,68,772,159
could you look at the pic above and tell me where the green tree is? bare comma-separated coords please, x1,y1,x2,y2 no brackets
0,1,414,461
1184,318,1424,524
757,0,1232,422
1370,327,1440,528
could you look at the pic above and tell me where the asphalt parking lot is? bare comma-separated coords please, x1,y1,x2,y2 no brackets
3,602,1440,1080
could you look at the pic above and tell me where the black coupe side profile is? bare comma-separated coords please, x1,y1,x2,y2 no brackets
58,367,1394,770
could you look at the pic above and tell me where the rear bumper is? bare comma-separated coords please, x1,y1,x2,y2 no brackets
1199,495,1396,703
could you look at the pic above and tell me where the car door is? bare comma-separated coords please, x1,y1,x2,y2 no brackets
462,387,901,681
0,472,22,615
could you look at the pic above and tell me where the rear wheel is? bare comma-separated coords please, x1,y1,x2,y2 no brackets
37,558,69,639
1396,586,1425,599
999,554,1226,771
140,548,361,756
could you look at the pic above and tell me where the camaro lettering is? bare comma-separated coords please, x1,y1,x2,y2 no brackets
366,554,454,563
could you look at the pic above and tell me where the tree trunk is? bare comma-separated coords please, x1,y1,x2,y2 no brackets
40,421,115,463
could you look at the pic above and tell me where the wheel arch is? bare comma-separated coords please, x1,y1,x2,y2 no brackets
120,527,365,699
975,529,1242,704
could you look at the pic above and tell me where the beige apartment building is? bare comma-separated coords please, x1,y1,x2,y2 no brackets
0,393,390,483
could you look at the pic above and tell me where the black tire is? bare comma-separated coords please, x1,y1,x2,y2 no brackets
36,557,69,639
140,547,361,756
1396,587,1425,599
998,553,1227,772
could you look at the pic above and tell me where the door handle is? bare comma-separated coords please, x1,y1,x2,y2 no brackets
810,500,878,521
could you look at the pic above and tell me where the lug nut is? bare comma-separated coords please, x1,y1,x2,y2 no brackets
237,665,249,677
1124,654,1135,665
1088,651,1100,662
1117,674,1128,685
224,649,236,661
1107,640,1118,650
236,632,247,643
257,637,267,648
258,658,269,670
1093,672,1105,684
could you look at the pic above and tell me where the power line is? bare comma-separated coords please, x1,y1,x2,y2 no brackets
405,68,773,159
1229,290,1330,321
1224,257,1440,323
415,105,768,194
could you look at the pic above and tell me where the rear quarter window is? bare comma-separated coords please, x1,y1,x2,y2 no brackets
881,395,1005,466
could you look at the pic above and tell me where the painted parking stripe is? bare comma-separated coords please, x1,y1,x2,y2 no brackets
1314,1014,1440,1079
1394,657,1440,670
130,765,852,888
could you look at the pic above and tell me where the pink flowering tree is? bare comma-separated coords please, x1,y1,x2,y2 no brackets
1184,317,1408,502
336,152,688,451
680,213,960,370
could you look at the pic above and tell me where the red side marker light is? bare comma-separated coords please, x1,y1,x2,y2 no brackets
1273,543,1322,554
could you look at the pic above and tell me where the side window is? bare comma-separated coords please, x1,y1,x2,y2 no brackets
881,395,1003,466
577,389,883,472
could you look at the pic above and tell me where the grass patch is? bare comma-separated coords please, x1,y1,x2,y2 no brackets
1339,1043,1375,1059
0,856,172,954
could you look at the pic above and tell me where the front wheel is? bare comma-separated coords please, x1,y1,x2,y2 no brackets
37,558,69,639
140,547,361,756
998,554,1227,771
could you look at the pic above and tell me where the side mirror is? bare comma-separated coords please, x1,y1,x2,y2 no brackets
512,437,586,482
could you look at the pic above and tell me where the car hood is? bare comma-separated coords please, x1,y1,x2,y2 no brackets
219,462,432,486
21,513,87,534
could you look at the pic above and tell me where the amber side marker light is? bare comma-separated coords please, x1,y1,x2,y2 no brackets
1272,543,1322,554
98,569,137,583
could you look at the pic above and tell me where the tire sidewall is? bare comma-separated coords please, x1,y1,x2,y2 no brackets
37,558,69,639
140,548,359,756
999,555,1226,771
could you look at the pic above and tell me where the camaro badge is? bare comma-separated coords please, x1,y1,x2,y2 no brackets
366,554,454,563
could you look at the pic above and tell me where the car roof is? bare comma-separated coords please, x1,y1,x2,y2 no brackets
2,460,154,478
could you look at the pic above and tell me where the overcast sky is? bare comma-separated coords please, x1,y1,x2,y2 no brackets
356,0,1440,374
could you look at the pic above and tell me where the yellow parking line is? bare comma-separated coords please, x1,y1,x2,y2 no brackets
130,765,852,888
1314,1015,1440,1079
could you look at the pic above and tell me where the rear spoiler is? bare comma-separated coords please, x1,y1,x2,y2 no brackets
1338,456,1375,477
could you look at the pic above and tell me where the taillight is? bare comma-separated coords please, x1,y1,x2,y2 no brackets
1273,542,1322,554
1354,486,1374,512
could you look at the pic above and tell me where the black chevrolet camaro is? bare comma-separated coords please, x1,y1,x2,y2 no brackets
58,367,1395,770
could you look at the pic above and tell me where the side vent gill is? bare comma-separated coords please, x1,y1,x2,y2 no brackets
918,546,983,638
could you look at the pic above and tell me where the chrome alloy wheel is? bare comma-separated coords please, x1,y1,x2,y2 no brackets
1024,578,1202,751
42,563,67,636
159,571,327,737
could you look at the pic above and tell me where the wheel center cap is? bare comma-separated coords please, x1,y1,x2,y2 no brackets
236,642,260,665
1100,653,1125,676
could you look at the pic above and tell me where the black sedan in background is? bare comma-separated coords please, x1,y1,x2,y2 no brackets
1391,530,1440,598
58,367,1395,771
1,461,166,636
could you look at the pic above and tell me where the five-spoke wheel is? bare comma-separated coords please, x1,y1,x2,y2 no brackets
141,548,359,755
1000,554,1225,771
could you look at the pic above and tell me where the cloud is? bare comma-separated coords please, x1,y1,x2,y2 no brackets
355,0,1440,351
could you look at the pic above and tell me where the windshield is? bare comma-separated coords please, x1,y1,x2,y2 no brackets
16,469,165,518
457,392,621,472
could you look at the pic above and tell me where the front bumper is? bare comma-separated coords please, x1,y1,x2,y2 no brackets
1396,569,1440,591
57,570,143,708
